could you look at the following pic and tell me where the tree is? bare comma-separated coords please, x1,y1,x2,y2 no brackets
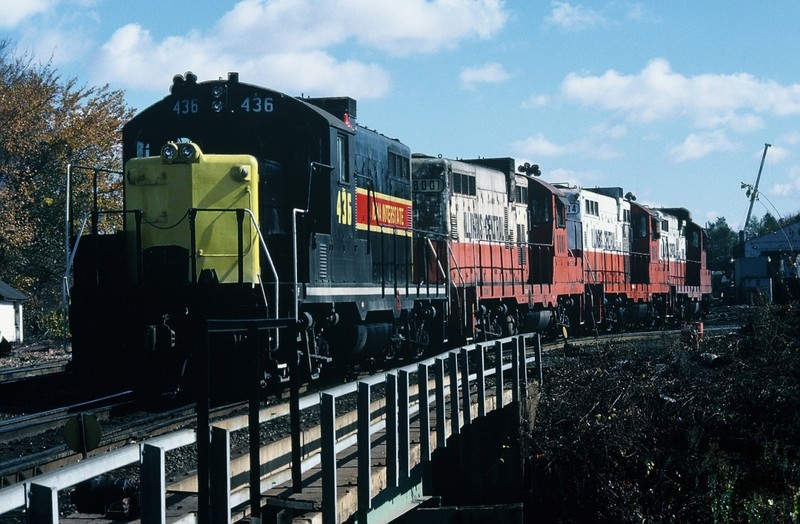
0,40,134,337
745,212,781,239
704,217,738,272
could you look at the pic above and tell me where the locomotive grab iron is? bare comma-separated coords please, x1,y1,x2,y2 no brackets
67,72,711,392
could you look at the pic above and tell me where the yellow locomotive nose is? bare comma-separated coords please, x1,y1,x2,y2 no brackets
124,142,261,285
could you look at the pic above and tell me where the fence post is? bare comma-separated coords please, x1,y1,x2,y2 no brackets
460,348,471,426
518,335,528,396
495,340,504,409
321,392,338,524
28,483,58,523
141,443,166,523
357,382,372,522
535,333,543,387
386,373,399,488
449,351,460,437
418,363,431,462
512,336,520,404
434,358,446,447
399,370,410,479
211,426,231,524
477,344,486,418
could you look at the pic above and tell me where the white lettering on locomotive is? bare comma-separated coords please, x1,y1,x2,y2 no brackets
463,211,504,241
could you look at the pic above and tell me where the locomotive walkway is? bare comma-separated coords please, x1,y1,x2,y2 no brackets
0,324,541,523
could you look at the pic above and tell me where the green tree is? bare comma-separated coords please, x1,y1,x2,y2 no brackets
705,217,738,272
0,40,134,337
745,212,781,239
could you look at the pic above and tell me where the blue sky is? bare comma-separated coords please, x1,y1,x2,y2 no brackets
2,0,799,230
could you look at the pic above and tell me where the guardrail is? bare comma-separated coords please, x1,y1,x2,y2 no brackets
0,332,542,523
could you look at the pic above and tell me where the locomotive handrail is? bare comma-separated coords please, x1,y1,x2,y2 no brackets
62,209,141,349
425,238,449,284
188,207,279,320
63,212,91,302
446,241,467,292
243,208,279,320
62,211,91,350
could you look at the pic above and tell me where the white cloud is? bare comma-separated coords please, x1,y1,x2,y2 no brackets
513,133,567,157
768,166,800,198
761,144,789,163
513,132,620,160
545,2,606,31
460,63,511,89
545,2,657,31
667,130,737,162
214,0,507,56
781,131,800,145
561,58,800,130
94,24,391,103
590,122,627,139
0,0,55,29
93,0,509,100
521,94,549,108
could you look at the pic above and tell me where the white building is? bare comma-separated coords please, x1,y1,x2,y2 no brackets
0,281,27,343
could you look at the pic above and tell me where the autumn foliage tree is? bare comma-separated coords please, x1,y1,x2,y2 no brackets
0,40,134,337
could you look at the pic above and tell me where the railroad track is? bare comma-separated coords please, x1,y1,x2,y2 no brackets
0,396,252,489
0,360,70,385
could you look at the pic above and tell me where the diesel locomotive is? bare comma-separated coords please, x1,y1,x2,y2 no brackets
67,72,711,392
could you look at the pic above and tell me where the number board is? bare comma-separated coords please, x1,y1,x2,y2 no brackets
170,92,278,116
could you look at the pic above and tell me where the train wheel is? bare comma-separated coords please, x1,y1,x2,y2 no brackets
413,326,430,358
504,314,519,336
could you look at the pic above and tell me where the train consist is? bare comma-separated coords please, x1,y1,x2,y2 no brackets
68,73,711,391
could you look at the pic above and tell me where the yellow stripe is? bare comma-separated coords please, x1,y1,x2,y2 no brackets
355,222,413,237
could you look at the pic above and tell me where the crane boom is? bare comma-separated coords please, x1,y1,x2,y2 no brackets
743,142,771,237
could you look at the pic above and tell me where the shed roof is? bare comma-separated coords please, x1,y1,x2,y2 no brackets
0,281,28,301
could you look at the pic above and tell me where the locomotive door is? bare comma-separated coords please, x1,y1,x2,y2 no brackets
331,132,358,284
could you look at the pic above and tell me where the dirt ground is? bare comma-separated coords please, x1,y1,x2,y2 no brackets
528,303,800,522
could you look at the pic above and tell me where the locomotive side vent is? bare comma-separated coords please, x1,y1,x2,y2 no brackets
450,214,459,240
318,242,329,281
504,207,510,248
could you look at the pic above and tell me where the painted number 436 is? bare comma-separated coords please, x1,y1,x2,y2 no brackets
336,187,352,226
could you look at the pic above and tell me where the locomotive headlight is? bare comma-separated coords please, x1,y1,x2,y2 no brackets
179,142,200,161
161,142,179,163
211,85,226,112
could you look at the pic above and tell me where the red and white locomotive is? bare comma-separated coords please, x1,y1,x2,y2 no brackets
411,154,711,345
